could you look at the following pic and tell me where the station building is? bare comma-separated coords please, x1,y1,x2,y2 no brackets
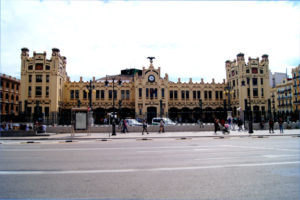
20,48,273,124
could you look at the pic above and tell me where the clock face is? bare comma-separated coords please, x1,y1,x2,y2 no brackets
148,75,155,82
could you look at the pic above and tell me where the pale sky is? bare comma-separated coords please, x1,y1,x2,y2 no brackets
1,0,300,83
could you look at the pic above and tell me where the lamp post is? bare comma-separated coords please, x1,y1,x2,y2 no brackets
118,100,122,120
272,94,275,121
242,80,253,133
105,76,122,136
224,82,233,118
86,80,95,129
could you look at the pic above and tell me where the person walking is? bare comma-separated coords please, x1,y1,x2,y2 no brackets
278,117,284,133
158,119,165,133
142,120,149,135
269,118,274,133
237,118,243,131
122,119,129,133
214,118,219,134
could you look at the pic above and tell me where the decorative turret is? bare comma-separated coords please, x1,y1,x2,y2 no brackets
21,47,29,58
262,54,269,62
237,52,245,62
52,48,60,57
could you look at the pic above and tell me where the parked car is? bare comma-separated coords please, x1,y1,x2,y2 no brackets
152,118,176,126
126,119,143,126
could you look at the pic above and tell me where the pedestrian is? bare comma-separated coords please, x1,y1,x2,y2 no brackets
278,117,284,133
142,120,149,135
269,118,274,133
227,116,232,130
122,119,129,133
158,119,165,133
260,120,265,130
214,118,219,134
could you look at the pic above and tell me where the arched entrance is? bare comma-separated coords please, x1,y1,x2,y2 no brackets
147,107,157,123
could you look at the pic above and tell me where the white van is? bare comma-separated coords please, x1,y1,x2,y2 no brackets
152,118,176,126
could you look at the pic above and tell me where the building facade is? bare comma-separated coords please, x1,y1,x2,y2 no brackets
292,65,300,113
0,74,21,121
20,48,277,124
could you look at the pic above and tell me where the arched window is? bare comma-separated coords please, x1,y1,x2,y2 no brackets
6,93,9,100
11,94,14,101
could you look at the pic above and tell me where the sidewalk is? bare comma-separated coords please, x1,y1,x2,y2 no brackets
1,129,299,141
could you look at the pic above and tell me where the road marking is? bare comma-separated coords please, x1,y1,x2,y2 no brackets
0,161,299,175
263,154,297,158
223,145,299,152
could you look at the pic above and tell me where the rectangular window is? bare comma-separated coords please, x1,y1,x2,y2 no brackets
146,88,149,98
46,65,50,70
75,90,79,99
101,90,105,99
150,88,154,98
83,90,87,99
261,88,264,97
46,86,49,97
161,88,165,98
121,90,125,100
126,90,130,100
28,65,33,70
232,80,235,87
260,69,263,74
252,68,258,74
215,91,219,99
247,88,250,97
70,90,74,99
35,86,42,96
247,78,250,85
209,91,212,99
181,91,185,99
113,90,117,99
36,75,42,83
109,90,112,99
28,86,31,97
186,91,189,99
46,75,49,83
12,84,14,90
193,91,196,99
45,107,49,117
261,78,263,85
252,78,257,86
174,91,178,99
220,91,223,99
96,90,100,99
29,75,32,83
253,88,258,97
170,91,173,99
139,88,142,98
197,91,201,99
204,91,208,99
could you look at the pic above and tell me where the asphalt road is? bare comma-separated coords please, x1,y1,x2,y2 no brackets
0,136,299,200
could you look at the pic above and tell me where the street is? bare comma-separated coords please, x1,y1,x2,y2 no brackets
0,136,299,200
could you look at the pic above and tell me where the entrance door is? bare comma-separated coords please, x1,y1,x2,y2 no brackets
147,107,157,124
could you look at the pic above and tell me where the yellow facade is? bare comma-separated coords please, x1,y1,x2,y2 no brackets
20,48,275,124
292,65,300,112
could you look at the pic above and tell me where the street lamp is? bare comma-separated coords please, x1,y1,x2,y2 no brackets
272,94,275,121
242,80,253,134
118,100,122,120
223,82,233,118
105,76,122,136
86,80,95,129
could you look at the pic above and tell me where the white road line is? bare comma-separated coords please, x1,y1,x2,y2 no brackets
223,145,299,152
0,161,299,175
263,154,298,158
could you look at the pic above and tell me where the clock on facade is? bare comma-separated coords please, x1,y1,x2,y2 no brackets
148,75,155,82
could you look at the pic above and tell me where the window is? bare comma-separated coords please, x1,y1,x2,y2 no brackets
246,69,250,73
101,90,104,99
113,90,117,99
150,88,154,98
161,88,164,98
197,91,201,99
28,86,31,97
261,78,263,85
83,90,87,99
5,93,9,100
46,65,50,70
75,90,79,99
247,88,250,97
46,86,49,97
215,91,219,99
70,90,74,99
12,84,14,90
11,94,14,101
204,91,208,99
170,91,173,99
36,75,42,82
209,91,212,99
29,75,32,83
46,75,49,83
260,69,263,74
0,92,2,99
139,88,142,98
220,91,223,99
146,88,149,98
35,64,43,70
35,86,42,96
252,78,257,86
126,90,130,100
253,88,258,97
28,65,33,70
186,91,189,99
174,91,178,99
45,107,49,117
16,96,19,101
261,88,264,97
247,78,250,85
232,80,235,87
193,91,196,99
96,90,100,99
109,90,112,99
6,82,9,88
181,91,185,99
16,85,19,90
121,90,125,100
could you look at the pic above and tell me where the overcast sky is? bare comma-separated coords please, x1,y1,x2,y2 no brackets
1,0,300,83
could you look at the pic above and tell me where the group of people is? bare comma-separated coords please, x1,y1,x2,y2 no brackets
118,119,165,135
265,117,284,134
213,117,244,134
